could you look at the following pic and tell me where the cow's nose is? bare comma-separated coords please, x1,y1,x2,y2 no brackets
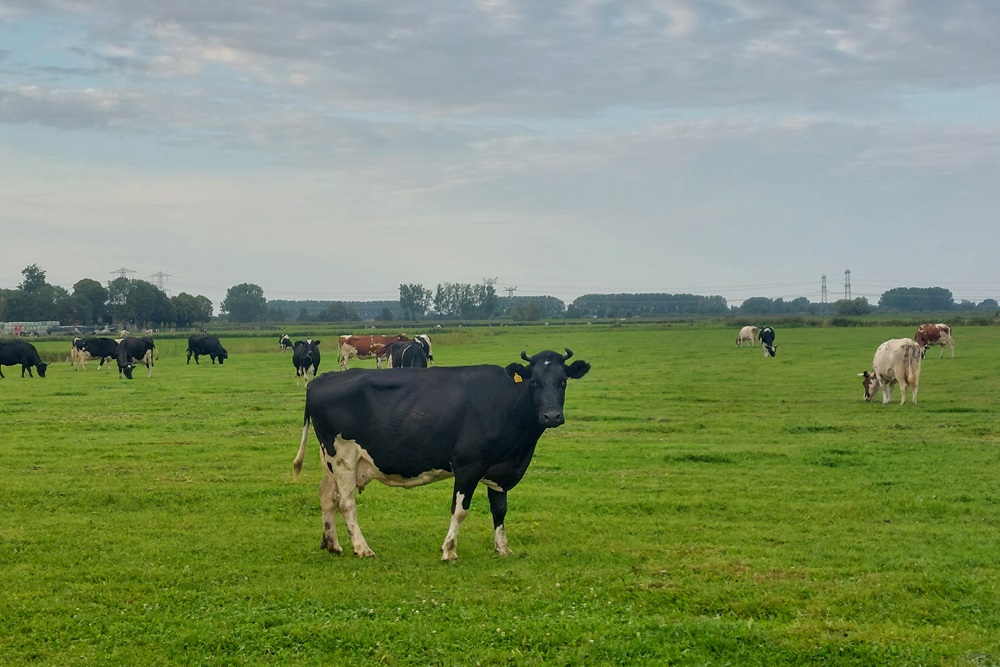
541,411,565,427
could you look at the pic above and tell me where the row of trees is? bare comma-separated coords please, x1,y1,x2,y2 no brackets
0,265,214,329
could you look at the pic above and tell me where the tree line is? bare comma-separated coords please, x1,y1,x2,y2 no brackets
3,265,996,327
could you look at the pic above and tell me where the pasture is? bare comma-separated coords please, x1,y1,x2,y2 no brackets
2,325,999,665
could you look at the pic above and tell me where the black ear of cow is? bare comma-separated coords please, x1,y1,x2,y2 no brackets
565,360,591,379
505,362,529,380
313,340,321,346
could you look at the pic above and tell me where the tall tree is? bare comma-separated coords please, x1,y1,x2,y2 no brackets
399,284,432,320
73,278,109,322
222,283,267,322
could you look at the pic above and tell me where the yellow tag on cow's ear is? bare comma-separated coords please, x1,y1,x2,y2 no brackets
513,373,523,383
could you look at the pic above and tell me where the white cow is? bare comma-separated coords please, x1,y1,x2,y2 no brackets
736,326,757,348
859,338,922,405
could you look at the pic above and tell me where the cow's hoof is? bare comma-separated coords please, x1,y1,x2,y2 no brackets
320,537,343,555
355,549,376,559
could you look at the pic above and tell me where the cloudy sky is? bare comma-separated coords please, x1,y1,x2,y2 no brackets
2,1,998,310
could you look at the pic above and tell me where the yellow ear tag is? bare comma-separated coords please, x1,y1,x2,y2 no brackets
513,373,523,383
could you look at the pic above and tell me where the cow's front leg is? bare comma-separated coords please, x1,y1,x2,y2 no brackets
441,479,478,561
487,488,513,556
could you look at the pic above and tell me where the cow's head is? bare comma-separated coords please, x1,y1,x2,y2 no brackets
858,371,877,402
120,362,134,380
763,343,777,357
35,362,48,378
506,348,590,428
218,349,229,364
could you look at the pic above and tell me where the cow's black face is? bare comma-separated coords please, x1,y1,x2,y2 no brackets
35,362,48,378
121,363,134,380
515,349,590,428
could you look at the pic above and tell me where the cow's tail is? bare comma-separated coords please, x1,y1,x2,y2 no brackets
903,342,921,387
293,406,311,481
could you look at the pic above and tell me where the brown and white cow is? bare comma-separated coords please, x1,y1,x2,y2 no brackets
337,333,410,370
914,323,955,359
859,338,922,405
735,326,757,348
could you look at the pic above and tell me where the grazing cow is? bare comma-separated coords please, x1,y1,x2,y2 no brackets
279,334,294,352
759,326,776,357
0,340,48,378
72,337,119,370
293,348,591,560
186,335,229,365
736,326,757,348
385,340,429,368
117,337,155,379
859,338,922,405
337,333,410,370
914,323,955,359
293,339,322,386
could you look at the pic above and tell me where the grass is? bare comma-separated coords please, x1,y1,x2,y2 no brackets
1,324,999,665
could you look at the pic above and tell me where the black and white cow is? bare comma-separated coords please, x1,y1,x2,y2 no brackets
72,337,119,370
292,339,321,385
186,335,229,365
759,326,777,357
0,340,49,378
293,348,591,560
279,334,293,352
385,340,429,368
117,337,155,379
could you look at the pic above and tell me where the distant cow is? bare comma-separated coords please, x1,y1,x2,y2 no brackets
914,323,955,359
860,338,922,405
293,348,591,560
759,326,776,357
279,334,293,352
736,326,757,348
71,337,119,371
385,340,429,368
117,337,156,379
293,339,321,386
0,340,48,378
186,335,229,365
338,333,410,370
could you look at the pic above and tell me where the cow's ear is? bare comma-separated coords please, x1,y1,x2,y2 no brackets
505,363,529,382
314,340,321,346
565,360,591,379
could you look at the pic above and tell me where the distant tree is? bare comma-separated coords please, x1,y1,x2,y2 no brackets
376,307,394,322
878,287,953,312
976,298,998,312
19,264,48,293
317,301,360,322
222,283,268,322
72,278,109,323
739,297,775,314
399,284,433,320
297,308,310,322
835,297,871,316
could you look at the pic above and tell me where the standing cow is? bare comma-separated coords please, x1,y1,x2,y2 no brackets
384,340,429,368
337,333,409,370
859,338,922,405
71,337,119,371
117,337,156,379
0,340,48,378
186,335,229,365
279,334,293,352
292,339,321,386
914,323,955,359
736,326,757,348
293,348,591,560
759,326,777,357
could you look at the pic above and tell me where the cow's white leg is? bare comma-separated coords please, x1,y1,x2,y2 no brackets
881,380,893,404
441,491,468,561
318,469,343,555
324,440,375,558
487,488,513,556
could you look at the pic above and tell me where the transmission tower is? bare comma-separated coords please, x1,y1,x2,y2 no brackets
504,285,518,300
844,269,852,300
821,275,828,304
149,271,172,292
110,267,136,280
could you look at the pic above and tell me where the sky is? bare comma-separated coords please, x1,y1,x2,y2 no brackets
2,1,999,311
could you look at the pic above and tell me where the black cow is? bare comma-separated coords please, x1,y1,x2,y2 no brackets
279,334,293,352
0,340,49,378
760,326,777,357
186,335,228,365
292,339,321,385
384,340,428,368
72,337,119,370
117,337,155,379
292,348,590,560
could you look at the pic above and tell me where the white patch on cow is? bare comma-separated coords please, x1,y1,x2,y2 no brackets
494,525,512,556
441,491,468,561
481,477,505,492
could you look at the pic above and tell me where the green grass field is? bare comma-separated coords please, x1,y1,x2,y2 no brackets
2,325,999,665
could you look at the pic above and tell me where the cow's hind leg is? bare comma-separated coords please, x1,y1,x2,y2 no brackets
318,470,343,555
487,488,513,556
323,440,375,558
